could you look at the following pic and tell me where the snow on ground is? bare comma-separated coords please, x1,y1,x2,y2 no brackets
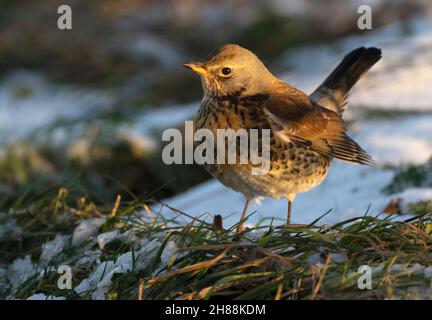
74,239,159,299
0,71,113,146
0,69,200,162
6,255,39,293
71,217,106,246
359,115,432,165
40,234,70,264
97,230,121,250
1,216,180,299
116,102,198,148
0,213,22,239
162,166,392,227
1,231,73,296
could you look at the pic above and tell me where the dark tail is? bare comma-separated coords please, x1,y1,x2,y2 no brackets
310,47,382,115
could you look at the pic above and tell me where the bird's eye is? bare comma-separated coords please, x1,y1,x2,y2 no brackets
221,67,232,76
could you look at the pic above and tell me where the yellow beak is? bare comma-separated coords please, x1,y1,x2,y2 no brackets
183,63,208,75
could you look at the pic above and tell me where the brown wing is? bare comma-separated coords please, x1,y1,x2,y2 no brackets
263,88,375,166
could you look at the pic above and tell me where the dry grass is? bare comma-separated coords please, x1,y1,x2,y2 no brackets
1,186,432,300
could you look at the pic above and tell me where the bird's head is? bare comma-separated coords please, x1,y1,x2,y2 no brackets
184,44,277,97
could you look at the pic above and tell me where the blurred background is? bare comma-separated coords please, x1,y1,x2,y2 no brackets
1,0,432,213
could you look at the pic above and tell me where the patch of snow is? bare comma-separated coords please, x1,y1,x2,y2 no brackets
123,32,183,67
162,165,392,227
159,241,178,266
114,102,198,157
72,217,106,246
40,234,70,264
391,263,425,276
75,239,160,299
359,116,432,166
76,249,102,266
151,241,181,276
120,102,198,137
0,267,7,293
331,253,347,264
97,230,121,250
372,265,384,274
0,71,112,146
393,188,432,211
0,216,22,239
306,253,321,265
424,266,432,278
7,255,38,292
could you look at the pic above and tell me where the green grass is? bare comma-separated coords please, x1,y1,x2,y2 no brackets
141,213,432,300
1,187,432,300
384,158,432,194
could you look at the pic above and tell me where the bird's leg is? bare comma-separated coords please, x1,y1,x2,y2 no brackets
287,199,292,225
286,194,296,225
237,198,252,233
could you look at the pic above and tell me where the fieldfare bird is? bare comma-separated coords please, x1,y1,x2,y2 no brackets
185,44,381,232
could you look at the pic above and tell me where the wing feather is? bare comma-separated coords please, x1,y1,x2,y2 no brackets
263,88,375,166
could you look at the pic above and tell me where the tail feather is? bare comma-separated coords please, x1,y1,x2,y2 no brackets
310,47,382,115
311,132,376,167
